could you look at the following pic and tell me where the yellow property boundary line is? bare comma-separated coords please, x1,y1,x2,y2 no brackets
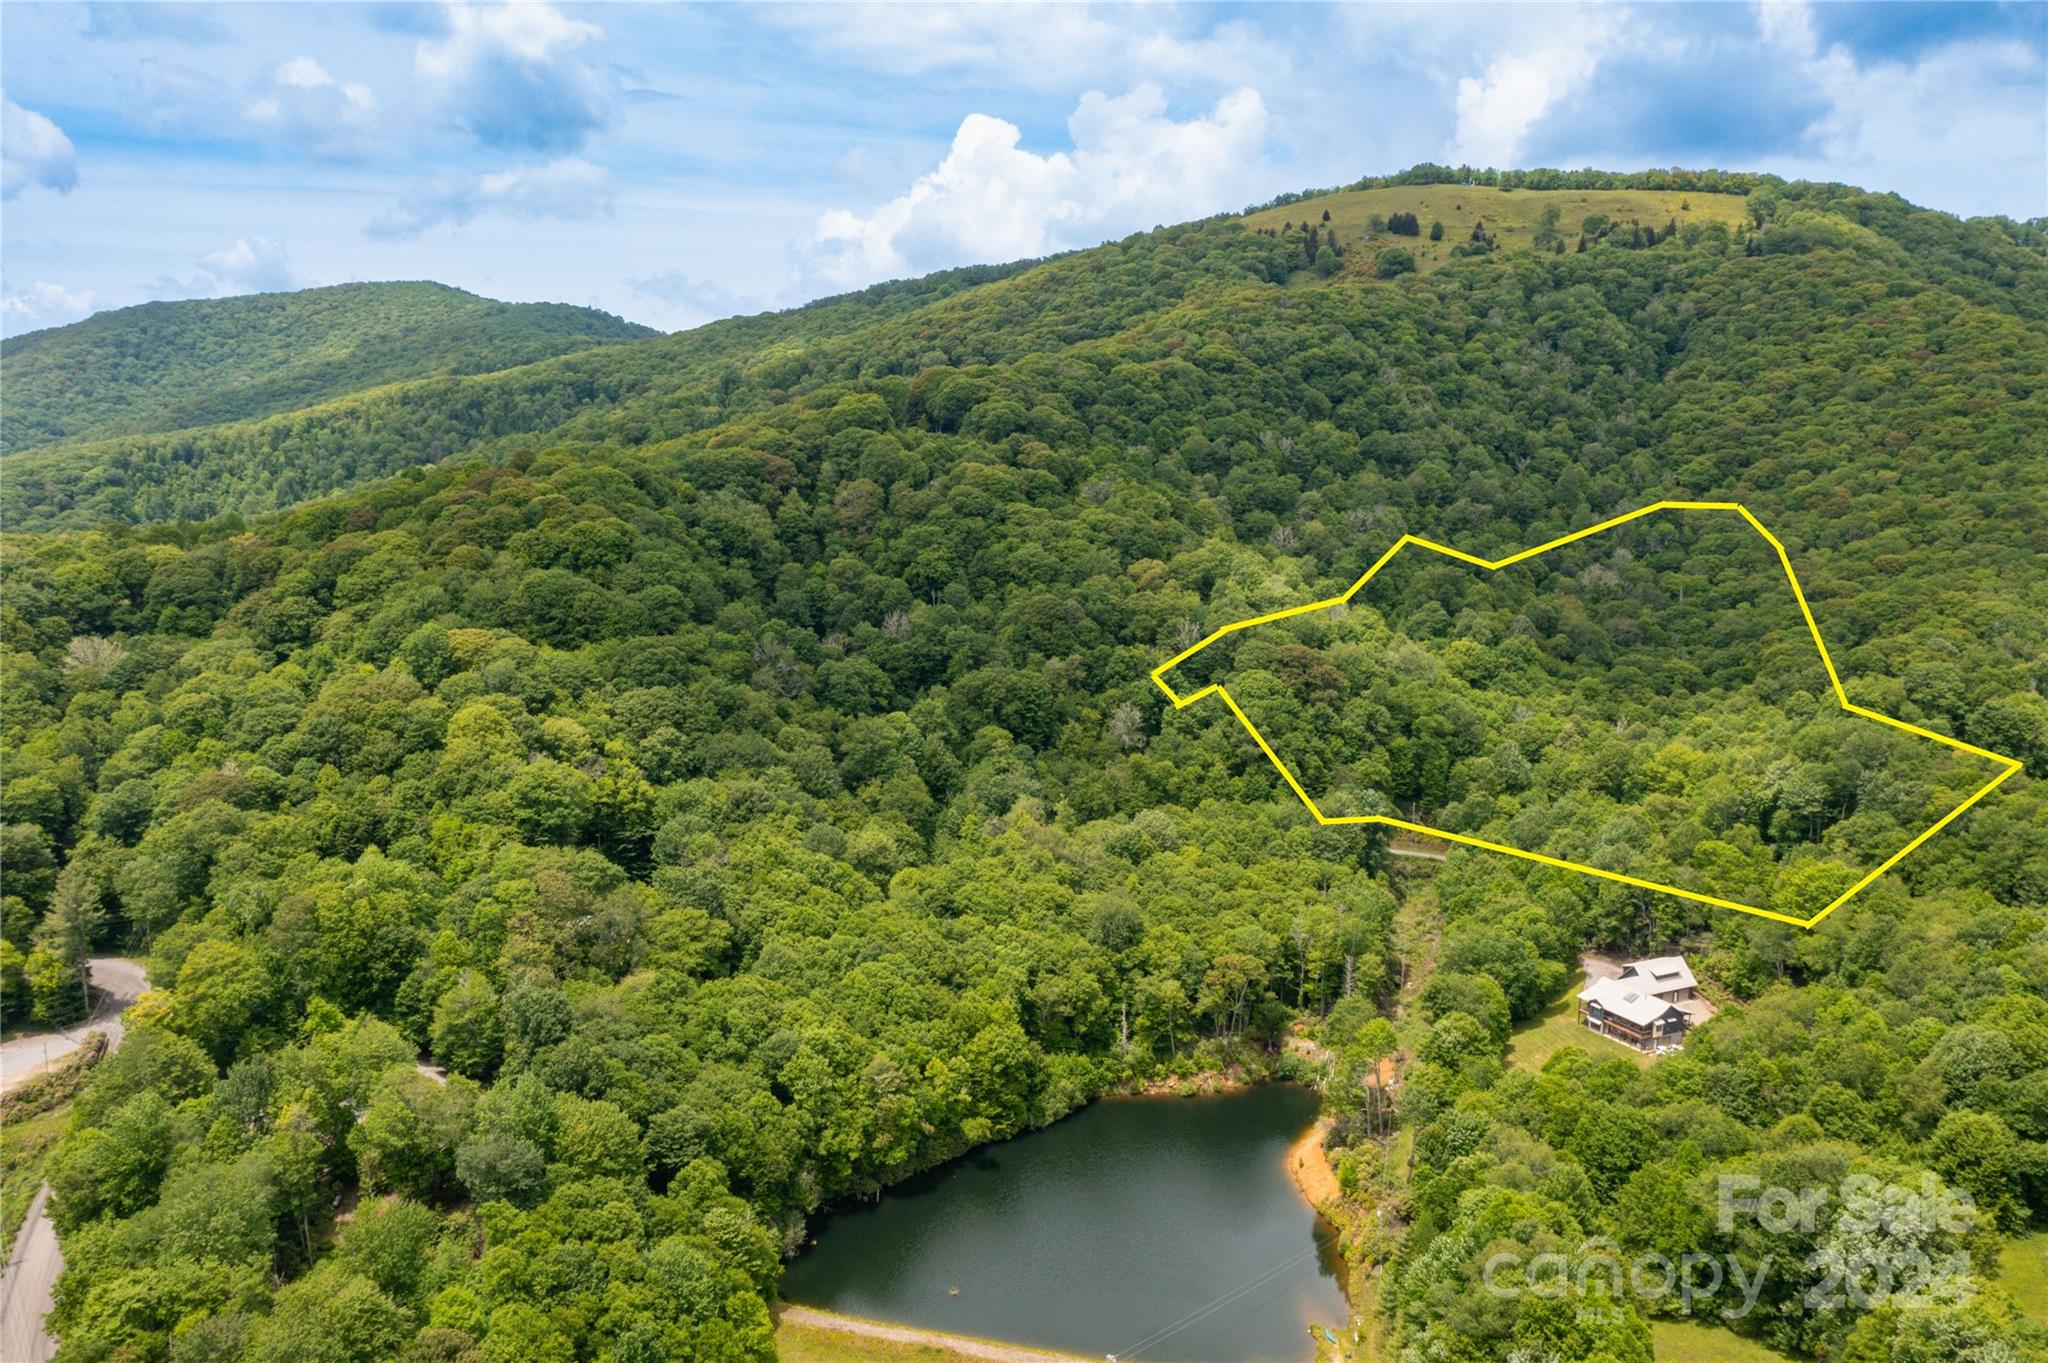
1151,500,2023,929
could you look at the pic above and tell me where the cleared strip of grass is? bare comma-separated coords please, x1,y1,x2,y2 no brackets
0,1107,67,1262
1651,1319,1796,1362
1505,982,1653,1072
1998,1231,2048,1327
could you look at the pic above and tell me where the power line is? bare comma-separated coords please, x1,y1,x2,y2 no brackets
1110,1219,1345,1361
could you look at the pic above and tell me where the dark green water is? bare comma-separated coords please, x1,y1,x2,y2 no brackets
781,1084,1348,1362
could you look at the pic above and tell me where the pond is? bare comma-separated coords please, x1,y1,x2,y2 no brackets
780,1083,1349,1362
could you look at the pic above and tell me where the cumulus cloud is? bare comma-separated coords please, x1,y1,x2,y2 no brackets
3,98,80,200
367,157,612,239
1755,0,1818,58
1784,30,2047,217
1520,8,1828,164
1,281,96,334
196,237,300,293
246,58,381,159
1444,1,2043,216
1448,11,1621,166
415,2,609,151
803,84,1270,293
143,237,303,300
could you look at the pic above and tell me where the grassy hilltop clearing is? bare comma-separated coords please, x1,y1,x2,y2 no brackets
1242,182,1753,277
0,166,2045,1363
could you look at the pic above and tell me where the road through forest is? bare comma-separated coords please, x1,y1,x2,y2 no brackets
0,957,146,1093
0,958,148,1363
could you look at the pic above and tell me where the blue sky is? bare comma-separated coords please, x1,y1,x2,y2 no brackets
3,1,2043,337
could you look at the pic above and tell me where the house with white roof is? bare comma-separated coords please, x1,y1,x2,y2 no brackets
1576,954,1698,1052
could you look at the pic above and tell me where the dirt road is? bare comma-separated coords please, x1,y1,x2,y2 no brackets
777,1305,1091,1362
0,957,147,1363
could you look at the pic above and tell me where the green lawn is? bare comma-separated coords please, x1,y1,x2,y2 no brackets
1506,982,1652,1072
1651,1319,1795,1362
1998,1232,2048,1327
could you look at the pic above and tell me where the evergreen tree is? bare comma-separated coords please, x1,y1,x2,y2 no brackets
32,861,102,1022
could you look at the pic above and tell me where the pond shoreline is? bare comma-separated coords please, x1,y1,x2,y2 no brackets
1121,1060,1257,1096
783,1082,1343,1361
1285,1116,1341,1211
777,1304,1094,1362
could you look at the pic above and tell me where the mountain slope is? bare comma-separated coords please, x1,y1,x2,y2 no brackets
3,174,2043,533
0,281,655,455
2,167,2045,1363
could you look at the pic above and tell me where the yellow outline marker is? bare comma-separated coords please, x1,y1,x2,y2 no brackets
1151,501,2023,929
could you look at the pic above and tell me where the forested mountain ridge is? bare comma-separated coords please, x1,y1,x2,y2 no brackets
0,260,1063,529
8,171,2041,533
2,168,2046,1363
0,281,655,456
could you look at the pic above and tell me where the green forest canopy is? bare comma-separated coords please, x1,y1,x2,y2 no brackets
1157,505,2019,924
0,281,654,456
0,166,2044,1363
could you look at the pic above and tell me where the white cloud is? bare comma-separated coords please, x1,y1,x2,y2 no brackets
367,157,612,239
1448,13,1621,167
142,237,304,301
768,5,1288,92
1785,38,2045,218
1,280,95,333
246,57,381,160
2,98,79,200
803,84,1270,292
1754,0,1818,59
130,58,244,135
196,237,300,293
415,2,609,151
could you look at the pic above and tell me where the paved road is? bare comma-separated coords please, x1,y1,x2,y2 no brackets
0,957,147,1363
778,1305,1090,1362
0,1185,60,1363
0,958,148,1094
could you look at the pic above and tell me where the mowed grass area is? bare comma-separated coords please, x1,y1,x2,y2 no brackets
1999,1232,2048,1326
1506,982,1653,1072
1651,1319,1796,1362
1242,184,1752,276
776,1320,979,1363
